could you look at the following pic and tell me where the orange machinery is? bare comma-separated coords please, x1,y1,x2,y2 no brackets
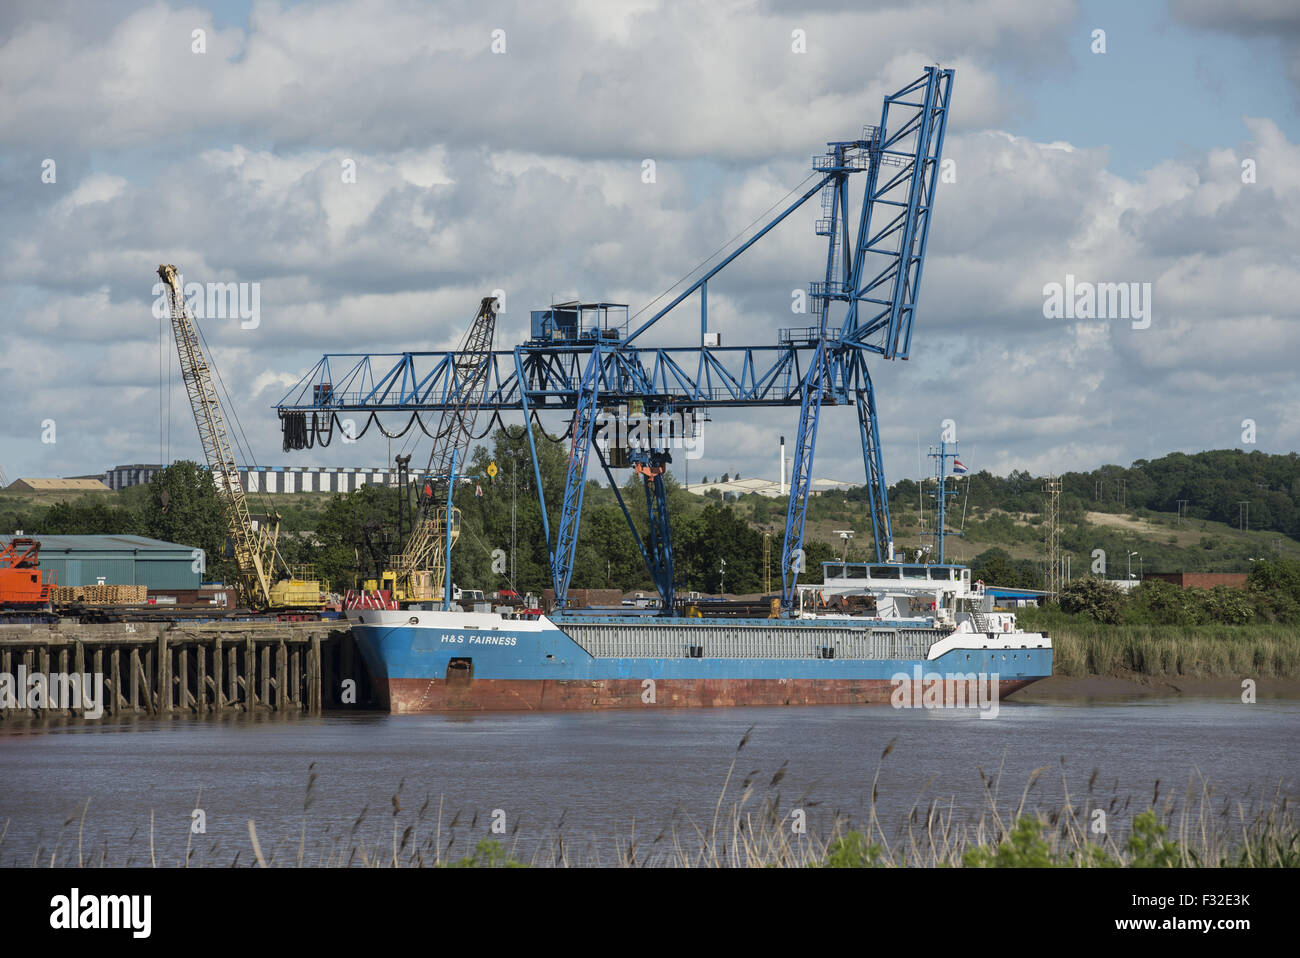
0,537,54,607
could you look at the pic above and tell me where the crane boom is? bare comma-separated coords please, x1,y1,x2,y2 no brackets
386,295,499,600
159,264,320,609
426,296,499,481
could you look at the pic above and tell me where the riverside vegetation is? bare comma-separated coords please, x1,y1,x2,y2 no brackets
1013,562,1300,679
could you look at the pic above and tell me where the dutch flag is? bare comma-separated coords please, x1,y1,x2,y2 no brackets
952,459,968,475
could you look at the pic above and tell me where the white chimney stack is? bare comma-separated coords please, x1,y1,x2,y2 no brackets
779,435,786,495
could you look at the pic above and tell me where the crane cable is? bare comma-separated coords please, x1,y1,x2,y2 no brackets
192,316,292,573
289,405,516,452
916,432,925,546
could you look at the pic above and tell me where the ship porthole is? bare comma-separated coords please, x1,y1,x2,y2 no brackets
409,616,419,625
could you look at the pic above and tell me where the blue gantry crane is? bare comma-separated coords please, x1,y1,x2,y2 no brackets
277,68,954,614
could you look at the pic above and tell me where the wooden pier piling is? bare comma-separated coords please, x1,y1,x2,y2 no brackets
0,621,355,721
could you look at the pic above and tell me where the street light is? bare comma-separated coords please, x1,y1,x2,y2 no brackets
1127,551,1140,581
835,529,854,575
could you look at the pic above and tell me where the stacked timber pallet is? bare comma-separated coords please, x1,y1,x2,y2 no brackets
51,585,148,604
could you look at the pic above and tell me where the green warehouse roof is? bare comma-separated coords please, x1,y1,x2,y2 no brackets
1,535,205,590
0,535,196,553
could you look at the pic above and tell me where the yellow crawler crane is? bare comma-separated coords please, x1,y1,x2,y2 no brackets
371,295,497,604
158,264,324,610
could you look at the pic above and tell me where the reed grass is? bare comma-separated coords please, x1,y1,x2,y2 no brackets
1044,624,1300,678
6,736,1295,868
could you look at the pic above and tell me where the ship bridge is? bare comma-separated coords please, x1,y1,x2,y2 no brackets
818,561,973,596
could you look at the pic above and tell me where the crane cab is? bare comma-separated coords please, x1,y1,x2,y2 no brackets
528,302,627,344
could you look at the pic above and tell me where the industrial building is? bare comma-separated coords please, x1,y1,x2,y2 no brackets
237,465,397,494
686,476,857,499
1144,572,1250,590
5,478,112,493
97,463,397,495
104,463,165,490
985,586,1049,609
0,534,203,590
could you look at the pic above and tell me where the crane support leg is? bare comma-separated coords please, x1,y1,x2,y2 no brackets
516,348,553,556
595,445,675,611
551,347,604,608
856,374,893,562
595,446,654,578
642,470,674,612
780,342,828,609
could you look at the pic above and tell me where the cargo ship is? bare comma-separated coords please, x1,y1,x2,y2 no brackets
347,562,1052,712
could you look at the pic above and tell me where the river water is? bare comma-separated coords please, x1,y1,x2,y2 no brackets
1,694,1296,866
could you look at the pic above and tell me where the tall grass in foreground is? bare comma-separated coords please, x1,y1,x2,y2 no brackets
7,739,1297,868
1041,624,1300,678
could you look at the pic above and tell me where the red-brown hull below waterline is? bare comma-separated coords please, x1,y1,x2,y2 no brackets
378,677,1041,713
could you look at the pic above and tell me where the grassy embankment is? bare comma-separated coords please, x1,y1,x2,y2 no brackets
1016,607,1300,679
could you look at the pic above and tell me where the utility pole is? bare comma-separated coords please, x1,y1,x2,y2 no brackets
924,438,961,563
763,531,772,595
1044,475,1061,599
1237,501,1249,532
395,454,411,549
510,456,518,594
1177,499,1189,525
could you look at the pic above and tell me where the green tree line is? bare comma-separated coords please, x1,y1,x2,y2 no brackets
5,445,1295,596
1041,559,1300,626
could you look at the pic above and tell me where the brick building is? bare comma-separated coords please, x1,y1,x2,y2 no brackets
1144,572,1249,591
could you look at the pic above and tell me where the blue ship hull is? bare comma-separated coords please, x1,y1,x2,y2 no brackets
347,609,1052,712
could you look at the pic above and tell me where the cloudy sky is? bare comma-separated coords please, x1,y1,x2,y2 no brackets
2,0,1298,489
